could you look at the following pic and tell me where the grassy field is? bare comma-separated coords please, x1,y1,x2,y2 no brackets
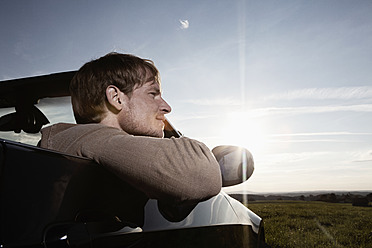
247,200,372,248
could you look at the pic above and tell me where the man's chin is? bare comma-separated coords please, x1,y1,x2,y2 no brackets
133,129,163,138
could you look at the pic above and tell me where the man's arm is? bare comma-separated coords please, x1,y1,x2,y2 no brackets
51,124,222,204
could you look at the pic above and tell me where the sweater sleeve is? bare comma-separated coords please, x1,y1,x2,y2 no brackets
59,125,222,204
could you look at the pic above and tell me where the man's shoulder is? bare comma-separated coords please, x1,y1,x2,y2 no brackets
42,122,119,134
39,123,125,149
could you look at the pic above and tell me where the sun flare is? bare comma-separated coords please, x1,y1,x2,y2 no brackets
222,111,268,156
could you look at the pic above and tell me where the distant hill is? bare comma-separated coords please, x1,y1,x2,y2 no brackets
227,191,372,206
225,190,372,197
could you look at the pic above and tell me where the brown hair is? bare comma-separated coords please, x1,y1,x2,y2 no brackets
69,52,160,124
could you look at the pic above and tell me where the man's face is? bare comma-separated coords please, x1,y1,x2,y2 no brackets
119,80,171,138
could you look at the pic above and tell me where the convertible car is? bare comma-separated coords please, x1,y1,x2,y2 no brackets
0,72,266,247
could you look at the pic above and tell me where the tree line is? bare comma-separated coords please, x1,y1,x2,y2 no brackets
229,192,372,207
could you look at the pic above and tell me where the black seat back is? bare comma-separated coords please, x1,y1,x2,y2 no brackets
0,139,147,247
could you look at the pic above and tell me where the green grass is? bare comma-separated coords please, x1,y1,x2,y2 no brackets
247,201,372,248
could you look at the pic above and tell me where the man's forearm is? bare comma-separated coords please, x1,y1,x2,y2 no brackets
84,129,222,203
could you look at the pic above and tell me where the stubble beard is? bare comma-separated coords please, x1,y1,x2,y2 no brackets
121,111,163,138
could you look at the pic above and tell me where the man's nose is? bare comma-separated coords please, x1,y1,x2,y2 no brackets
160,98,172,114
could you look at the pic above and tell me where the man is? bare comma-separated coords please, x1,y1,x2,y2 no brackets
39,53,221,223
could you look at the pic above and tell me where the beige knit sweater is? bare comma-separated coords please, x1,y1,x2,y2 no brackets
39,123,222,205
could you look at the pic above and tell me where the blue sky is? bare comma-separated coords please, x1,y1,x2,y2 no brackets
1,0,372,193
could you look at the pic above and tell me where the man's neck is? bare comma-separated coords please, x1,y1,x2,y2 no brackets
99,115,122,130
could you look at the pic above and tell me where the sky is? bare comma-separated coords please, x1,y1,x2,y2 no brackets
1,0,372,193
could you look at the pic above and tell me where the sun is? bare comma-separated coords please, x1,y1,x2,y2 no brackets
222,111,268,156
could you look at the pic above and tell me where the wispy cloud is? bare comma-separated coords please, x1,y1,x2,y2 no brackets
251,104,372,117
257,150,372,171
184,97,242,106
185,95,372,115
351,150,372,163
265,132,372,145
353,159,372,163
258,151,331,169
268,139,364,144
265,86,372,101
271,132,372,137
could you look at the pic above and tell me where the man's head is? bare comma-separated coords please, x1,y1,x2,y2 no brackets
70,52,171,137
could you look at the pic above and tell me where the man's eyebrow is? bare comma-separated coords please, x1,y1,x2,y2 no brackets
147,83,162,93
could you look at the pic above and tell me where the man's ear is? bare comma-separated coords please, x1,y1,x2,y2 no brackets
105,85,124,111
